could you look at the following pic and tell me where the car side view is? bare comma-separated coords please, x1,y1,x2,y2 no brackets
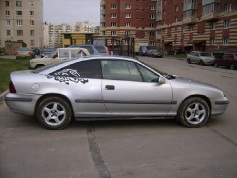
5,56,229,129
187,51,215,65
214,53,237,70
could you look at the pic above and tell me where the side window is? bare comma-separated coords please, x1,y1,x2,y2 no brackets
137,64,159,82
101,60,143,82
51,60,102,79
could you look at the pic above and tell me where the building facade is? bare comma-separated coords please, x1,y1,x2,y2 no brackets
101,0,237,54
157,0,237,53
100,0,157,51
0,0,44,50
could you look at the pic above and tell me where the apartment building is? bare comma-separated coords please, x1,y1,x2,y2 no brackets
157,0,237,53
100,0,157,50
0,0,43,50
101,0,237,54
44,22,99,48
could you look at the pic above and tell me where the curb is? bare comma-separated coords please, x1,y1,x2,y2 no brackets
0,90,9,103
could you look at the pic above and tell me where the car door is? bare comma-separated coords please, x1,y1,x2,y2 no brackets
101,59,173,116
49,60,108,117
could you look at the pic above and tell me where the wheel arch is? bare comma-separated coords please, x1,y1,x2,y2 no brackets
177,94,212,116
34,93,74,117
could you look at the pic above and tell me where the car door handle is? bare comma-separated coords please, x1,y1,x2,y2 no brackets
105,85,115,90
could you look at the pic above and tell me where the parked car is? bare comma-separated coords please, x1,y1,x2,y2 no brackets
16,47,34,59
139,46,148,56
214,53,237,70
41,47,55,58
147,49,163,58
28,47,90,69
69,44,110,55
187,51,215,65
5,55,229,129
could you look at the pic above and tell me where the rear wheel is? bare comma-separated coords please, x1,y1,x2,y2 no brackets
37,96,72,129
179,97,210,128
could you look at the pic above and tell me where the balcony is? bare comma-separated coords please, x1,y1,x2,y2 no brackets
202,0,220,6
183,16,196,24
201,12,220,21
183,3,197,11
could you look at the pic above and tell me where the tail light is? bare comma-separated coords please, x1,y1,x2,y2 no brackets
16,52,18,55
9,81,16,93
28,52,31,55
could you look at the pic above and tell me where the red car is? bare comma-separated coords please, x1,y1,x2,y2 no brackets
214,53,237,70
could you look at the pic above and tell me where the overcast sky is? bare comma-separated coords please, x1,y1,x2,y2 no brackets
43,0,100,25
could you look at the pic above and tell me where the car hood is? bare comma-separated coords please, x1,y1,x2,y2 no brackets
169,77,218,90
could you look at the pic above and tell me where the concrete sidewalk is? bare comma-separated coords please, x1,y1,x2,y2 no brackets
0,55,16,59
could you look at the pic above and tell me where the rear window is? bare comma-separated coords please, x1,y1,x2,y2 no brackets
94,46,107,53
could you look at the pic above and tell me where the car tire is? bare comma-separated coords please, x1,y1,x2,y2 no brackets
230,64,235,70
35,64,45,69
37,96,72,129
214,63,218,68
199,60,204,65
187,58,191,64
178,97,210,128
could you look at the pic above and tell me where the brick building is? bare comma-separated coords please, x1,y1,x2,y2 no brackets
100,0,157,53
101,0,237,54
157,0,237,54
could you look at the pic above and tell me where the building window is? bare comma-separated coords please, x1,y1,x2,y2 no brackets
210,38,215,45
182,27,185,33
203,3,219,14
17,30,23,36
224,3,231,12
29,1,33,6
16,20,23,26
6,11,10,16
150,23,154,27
31,40,35,45
30,30,34,36
224,20,230,29
189,25,194,32
223,38,229,45
149,41,155,46
210,22,216,30
111,31,116,36
150,31,155,37
157,30,161,34
125,13,131,18
125,31,130,36
111,4,117,9
16,1,22,7
16,11,22,16
6,20,10,26
150,14,155,19
30,11,34,16
5,1,10,6
125,22,131,27
151,5,155,10
30,20,34,26
111,22,117,27
125,4,131,9
163,11,166,15
7,30,11,36
111,13,117,18
176,5,179,11
175,17,178,22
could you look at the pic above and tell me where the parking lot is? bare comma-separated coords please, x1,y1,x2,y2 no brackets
0,56,237,178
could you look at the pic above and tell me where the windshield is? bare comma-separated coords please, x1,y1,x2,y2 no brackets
200,52,212,57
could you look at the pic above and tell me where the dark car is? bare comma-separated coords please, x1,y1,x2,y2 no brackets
214,53,237,70
147,49,163,58
139,46,148,56
41,47,55,58
69,44,110,55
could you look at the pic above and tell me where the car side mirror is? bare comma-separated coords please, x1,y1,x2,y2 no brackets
158,77,166,84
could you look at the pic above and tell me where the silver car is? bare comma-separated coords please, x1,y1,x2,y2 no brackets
4,56,229,129
187,51,215,65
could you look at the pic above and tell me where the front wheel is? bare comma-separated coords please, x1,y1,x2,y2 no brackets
187,58,191,64
37,97,72,129
178,97,210,128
